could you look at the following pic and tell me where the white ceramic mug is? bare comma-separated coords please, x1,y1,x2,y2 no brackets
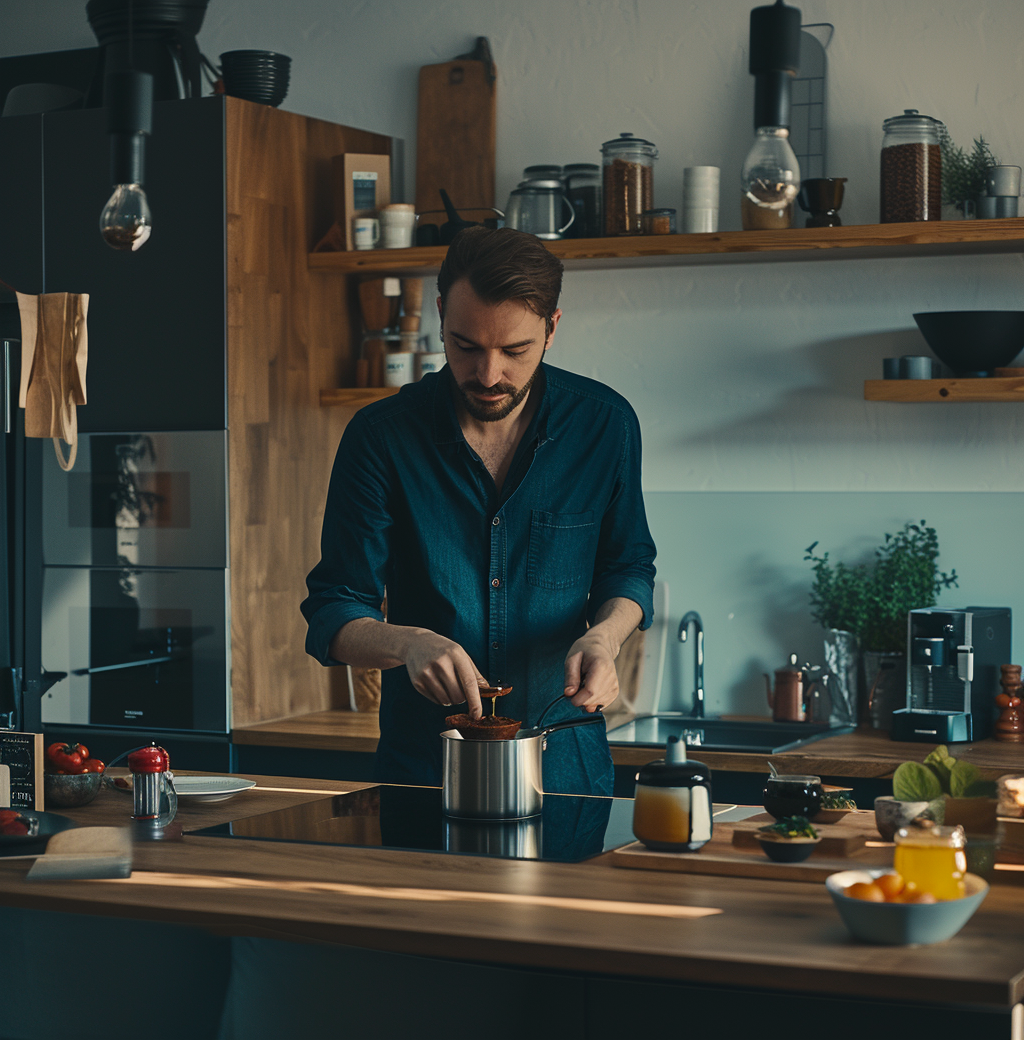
353,217,380,250
415,352,447,380
384,351,415,387
380,204,417,249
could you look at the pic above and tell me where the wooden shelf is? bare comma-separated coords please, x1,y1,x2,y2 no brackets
308,219,1024,276
319,387,398,407
864,377,1024,402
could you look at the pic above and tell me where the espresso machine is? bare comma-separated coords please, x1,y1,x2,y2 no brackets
891,607,1011,743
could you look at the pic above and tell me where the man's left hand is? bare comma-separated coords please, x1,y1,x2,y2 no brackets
563,633,620,712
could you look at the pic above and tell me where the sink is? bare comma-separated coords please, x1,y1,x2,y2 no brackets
605,714,854,754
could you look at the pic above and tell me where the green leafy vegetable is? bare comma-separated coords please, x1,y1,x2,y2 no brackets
820,791,857,810
923,746,954,791
760,816,818,839
893,761,943,802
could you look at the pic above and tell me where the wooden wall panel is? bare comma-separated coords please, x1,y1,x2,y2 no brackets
225,98,390,726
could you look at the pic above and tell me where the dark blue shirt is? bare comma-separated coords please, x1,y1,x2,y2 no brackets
301,363,657,793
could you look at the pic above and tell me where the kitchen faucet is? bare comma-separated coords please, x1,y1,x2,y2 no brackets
678,611,704,718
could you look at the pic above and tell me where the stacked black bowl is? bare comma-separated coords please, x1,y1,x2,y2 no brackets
219,50,290,107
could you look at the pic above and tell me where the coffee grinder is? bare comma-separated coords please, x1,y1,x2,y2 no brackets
891,607,1011,743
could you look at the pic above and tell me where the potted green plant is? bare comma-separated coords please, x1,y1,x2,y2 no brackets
804,521,959,729
939,127,999,216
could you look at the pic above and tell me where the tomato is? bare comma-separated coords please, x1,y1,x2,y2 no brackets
80,758,105,773
0,810,19,824
46,742,89,773
1,820,28,836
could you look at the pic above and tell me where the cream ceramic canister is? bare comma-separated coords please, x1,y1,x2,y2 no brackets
632,737,713,852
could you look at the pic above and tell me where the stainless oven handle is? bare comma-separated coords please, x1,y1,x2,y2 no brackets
71,655,175,676
3,339,10,435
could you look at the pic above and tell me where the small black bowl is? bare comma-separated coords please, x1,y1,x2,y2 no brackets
913,311,1024,376
756,835,821,863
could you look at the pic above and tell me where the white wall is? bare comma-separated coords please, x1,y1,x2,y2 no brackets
4,0,1022,710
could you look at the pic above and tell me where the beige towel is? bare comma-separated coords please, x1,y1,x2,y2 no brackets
16,291,89,471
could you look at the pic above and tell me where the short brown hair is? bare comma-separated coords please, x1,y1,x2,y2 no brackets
437,226,564,336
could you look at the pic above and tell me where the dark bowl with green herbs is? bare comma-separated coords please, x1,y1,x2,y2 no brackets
756,816,821,863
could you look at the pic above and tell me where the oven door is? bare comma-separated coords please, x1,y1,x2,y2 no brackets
41,566,228,733
43,430,227,568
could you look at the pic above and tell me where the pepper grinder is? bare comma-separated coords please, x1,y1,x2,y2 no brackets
994,664,1024,743
632,737,713,852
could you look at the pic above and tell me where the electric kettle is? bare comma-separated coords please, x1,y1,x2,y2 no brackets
503,178,575,240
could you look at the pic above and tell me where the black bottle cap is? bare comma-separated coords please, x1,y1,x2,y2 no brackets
636,737,712,788
749,0,802,75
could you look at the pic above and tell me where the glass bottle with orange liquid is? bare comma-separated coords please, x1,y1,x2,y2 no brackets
893,824,967,901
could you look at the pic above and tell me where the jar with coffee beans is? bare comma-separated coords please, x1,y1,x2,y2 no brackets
880,109,944,223
601,132,657,235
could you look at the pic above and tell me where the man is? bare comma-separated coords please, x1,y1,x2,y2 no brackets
302,226,656,795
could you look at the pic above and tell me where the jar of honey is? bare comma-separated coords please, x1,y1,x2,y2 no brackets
632,737,712,852
893,823,967,901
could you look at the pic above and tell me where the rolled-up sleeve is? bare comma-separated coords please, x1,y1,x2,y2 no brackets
301,412,393,665
587,405,657,631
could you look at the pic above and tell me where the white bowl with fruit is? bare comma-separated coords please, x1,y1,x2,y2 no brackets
826,868,989,945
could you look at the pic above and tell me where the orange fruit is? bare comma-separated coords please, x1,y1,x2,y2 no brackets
874,872,905,901
896,889,937,904
845,881,886,902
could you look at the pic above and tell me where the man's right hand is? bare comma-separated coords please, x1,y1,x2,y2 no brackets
404,631,485,719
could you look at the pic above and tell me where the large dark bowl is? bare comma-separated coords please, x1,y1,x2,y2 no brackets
913,311,1024,376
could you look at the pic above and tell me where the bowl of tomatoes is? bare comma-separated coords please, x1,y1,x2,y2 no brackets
825,868,989,945
43,742,106,808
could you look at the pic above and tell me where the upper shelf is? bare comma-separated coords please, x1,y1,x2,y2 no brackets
308,219,1024,276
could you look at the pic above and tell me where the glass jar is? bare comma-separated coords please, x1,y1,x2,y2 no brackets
601,132,657,236
880,109,944,223
632,738,712,852
893,823,967,900
563,163,602,238
641,208,676,235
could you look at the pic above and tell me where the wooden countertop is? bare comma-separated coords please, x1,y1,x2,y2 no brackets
2,772,1024,1009
233,710,1024,779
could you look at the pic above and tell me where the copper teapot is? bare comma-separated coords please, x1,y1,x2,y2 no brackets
764,653,815,723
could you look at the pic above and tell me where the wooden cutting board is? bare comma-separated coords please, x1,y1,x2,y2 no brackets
415,39,496,219
731,812,868,857
609,810,891,883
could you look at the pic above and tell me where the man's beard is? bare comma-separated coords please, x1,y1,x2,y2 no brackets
453,359,543,422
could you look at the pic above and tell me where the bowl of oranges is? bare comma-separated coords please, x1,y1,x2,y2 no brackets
825,868,989,945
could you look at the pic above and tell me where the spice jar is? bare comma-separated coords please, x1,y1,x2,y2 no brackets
632,737,712,852
601,132,657,235
641,208,676,235
880,109,944,223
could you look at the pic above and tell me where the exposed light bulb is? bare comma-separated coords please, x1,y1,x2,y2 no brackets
741,126,801,210
99,183,152,251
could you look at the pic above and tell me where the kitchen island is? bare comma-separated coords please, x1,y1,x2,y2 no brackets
1,773,1023,1040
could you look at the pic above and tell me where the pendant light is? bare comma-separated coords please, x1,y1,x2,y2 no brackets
99,0,154,251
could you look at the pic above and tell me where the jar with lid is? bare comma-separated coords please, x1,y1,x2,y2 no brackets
601,132,657,235
880,109,944,223
563,163,601,238
631,737,712,852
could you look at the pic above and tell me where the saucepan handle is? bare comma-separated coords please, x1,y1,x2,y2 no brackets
539,712,605,738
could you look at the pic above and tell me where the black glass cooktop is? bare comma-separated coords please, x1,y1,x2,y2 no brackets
194,785,638,863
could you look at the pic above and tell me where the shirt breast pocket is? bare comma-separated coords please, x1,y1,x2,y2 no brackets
527,510,595,590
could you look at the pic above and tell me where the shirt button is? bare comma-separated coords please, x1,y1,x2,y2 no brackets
492,641,500,649
492,517,500,526
491,578,501,588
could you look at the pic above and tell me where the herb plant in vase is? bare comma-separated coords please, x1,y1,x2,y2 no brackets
939,126,998,217
804,521,958,730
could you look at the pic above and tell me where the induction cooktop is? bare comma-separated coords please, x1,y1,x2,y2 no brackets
194,785,638,864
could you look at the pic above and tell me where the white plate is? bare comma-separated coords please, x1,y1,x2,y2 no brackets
171,777,257,803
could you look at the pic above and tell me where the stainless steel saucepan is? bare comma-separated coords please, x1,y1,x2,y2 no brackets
441,713,605,820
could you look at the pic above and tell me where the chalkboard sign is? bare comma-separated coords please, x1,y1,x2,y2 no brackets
0,731,44,811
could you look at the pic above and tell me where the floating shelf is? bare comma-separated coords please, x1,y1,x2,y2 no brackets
864,377,1024,402
308,219,1024,276
319,387,398,407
